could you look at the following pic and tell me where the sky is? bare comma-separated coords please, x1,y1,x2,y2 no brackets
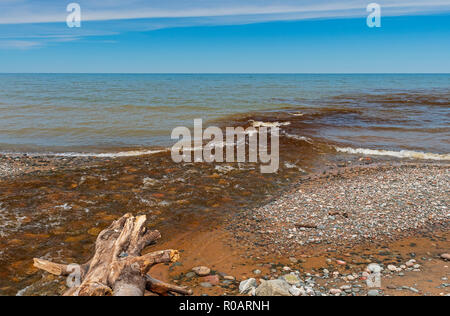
0,0,449,73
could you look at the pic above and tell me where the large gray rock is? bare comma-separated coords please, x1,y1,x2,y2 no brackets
255,279,292,296
239,278,258,294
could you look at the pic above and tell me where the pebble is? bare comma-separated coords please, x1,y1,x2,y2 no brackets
440,254,450,261
201,275,219,285
408,287,420,294
289,285,305,296
192,266,211,277
200,282,213,288
239,278,258,294
283,274,301,285
388,265,398,272
368,263,382,273
330,289,342,295
368,290,381,297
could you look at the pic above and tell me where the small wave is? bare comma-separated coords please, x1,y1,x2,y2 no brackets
250,120,291,128
336,147,450,161
215,165,235,173
52,149,167,158
1,149,168,158
283,133,313,144
54,203,72,211
143,177,159,187
16,285,32,297
284,162,306,173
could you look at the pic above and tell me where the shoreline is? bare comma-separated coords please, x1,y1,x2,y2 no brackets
0,155,448,296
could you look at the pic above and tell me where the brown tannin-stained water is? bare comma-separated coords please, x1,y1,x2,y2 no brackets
0,134,331,295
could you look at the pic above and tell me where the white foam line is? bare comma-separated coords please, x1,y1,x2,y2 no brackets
52,149,168,158
336,147,450,161
250,120,291,128
1,149,168,158
284,133,313,144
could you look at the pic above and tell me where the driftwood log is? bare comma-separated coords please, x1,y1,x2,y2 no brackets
33,213,192,296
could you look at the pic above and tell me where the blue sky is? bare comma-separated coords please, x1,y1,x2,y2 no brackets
0,0,449,73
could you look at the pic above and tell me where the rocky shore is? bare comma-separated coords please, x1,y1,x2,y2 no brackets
229,164,449,255
151,163,449,297
162,238,450,297
2,157,449,296
0,154,110,178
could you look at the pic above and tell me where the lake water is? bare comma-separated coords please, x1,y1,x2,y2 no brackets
0,74,448,159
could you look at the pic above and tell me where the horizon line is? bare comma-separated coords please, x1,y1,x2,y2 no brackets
1,72,449,75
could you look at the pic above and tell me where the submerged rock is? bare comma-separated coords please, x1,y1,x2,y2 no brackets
192,266,211,277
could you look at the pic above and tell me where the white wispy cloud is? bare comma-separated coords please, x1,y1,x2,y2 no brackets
0,40,41,49
0,0,449,24
0,0,449,50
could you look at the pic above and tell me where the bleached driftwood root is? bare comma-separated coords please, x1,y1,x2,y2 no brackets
34,213,192,296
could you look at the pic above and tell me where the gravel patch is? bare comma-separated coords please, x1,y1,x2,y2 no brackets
231,164,449,253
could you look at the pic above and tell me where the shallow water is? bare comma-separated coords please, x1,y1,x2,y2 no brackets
0,146,330,295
